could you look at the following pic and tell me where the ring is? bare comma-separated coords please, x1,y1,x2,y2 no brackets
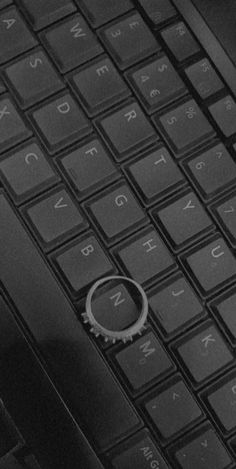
84,275,149,343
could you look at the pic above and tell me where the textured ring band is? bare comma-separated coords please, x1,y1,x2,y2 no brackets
84,275,149,343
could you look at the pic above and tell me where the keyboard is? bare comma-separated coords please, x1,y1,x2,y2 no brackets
0,1,236,468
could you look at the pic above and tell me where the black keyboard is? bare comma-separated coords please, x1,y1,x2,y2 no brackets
0,1,236,468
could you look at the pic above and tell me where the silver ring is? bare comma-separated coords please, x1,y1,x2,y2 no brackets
84,275,149,342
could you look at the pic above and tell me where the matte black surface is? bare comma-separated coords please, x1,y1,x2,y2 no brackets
191,0,236,66
0,296,104,469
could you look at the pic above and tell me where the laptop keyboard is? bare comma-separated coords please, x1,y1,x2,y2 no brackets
0,1,236,468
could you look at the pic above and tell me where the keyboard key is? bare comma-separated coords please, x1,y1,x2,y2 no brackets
20,0,76,30
185,237,236,295
161,22,200,62
156,99,214,157
116,227,175,285
138,0,177,28
177,323,233,384
127,146,185,204
31,94,91,153
5,50,64,109
185,58,224,99
207,373,236,432
116,332,173,391
0,194,140,450
149,275,203,336
0,97,31,153
91,283,138,332
86,183,146,244
210,95,236,137
100,13,160,70
111,430,169,469
55,234,115,295
0,8,37,64
42,14,103,73
59,138,118,198
214,194,236,246
175,427,232,469
78,0,132,28
70,56,130,116
145,379,202,439
0,142,58,204
25,188,87,248
212,290,236,343
154,191,213,249
129,55,186,113
186,143,236,199
98,101,158,160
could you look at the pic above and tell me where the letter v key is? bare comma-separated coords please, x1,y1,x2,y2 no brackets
54,197,68,209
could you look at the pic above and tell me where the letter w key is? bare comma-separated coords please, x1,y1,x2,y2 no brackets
70,22,86,38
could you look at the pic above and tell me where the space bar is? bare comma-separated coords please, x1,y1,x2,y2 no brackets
0,192,140,450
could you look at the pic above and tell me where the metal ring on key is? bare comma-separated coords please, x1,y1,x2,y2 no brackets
83,275,149,343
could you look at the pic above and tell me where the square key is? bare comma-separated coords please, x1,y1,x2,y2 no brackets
110,430,169,469
116,332,173,391
149,275,203,336
5,49,64,108
177,324,233,384
25,188,87,248
86,183,147,244
55,234,115,295
156,99,214,157
31,94,91,153
0,142,58,203
145,379,202,439
186,143,236,199
92,283,138,332
161,22,200,62
155,191,213,249
59,138,118,198
100,13,160,70
175,428,232,469
185,58,224,99
42,14,103,73
128,146,185,204
185,237,236,295
71,56,130,116
116,227,175,285
0,8,37,64
98,101,157,160
130,55,186,113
